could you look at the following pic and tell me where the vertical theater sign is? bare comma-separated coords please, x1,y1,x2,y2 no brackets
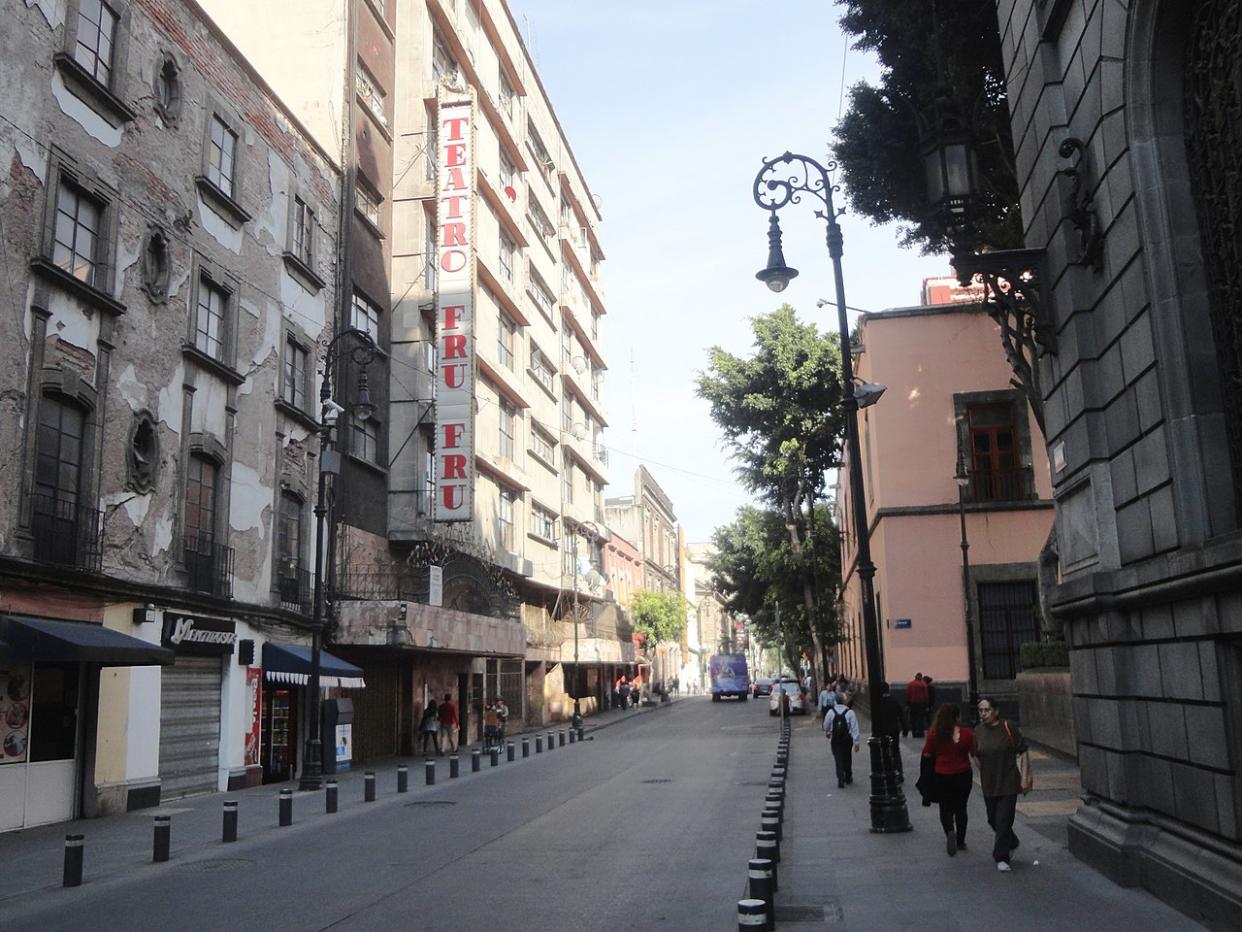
434,88,477,522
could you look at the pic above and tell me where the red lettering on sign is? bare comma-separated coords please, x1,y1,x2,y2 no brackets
443,335,467,359
442,116,469,141
440,249,467,273
445,144,466,168
442,304,464,330
442,363,467,388
441,222,467,246
442,195,465,219
443,167,467,191
442,484,465,510
442,423,465,448
442,454,467,479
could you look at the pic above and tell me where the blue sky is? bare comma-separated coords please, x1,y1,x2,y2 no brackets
508,1,949,541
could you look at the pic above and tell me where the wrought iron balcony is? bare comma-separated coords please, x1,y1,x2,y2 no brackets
278,565,312,614
970,467,1031,504
184,533,234,598
29,493,103,572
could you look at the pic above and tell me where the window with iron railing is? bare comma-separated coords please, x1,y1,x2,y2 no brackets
979,581,1040,679
968,402,1024,501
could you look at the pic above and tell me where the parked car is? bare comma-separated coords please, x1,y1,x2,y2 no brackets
768,681,808,716
752,677,773,697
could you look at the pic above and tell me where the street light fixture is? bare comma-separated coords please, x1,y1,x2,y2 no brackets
955,456,981,723
298,326,381,792
753,151,911,833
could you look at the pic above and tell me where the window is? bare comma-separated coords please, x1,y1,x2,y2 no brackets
498,489,514,551
531,425,554,462
356,63,387,128
497,314,516,369
561,393,574,432
74,0,119,86
531,503,556,541
425,115,438,181
432,33,457,83
34,396,85,509
590,309,600,342
562,452,575,503
357,184,381,231
278,492,303,571
351,290,382,340
499,232,515,282
52,179,103,286
499,148,516,192
499,69,515,119
153,54,182,123
527,121,552,176
185,454,218,546
194,274,227,360
424,211,437,290
592,370,602,402
498,399,516,459
530,344,554,392
353,416,380,464
978,581,1040,679
528,198,553,246
207,115,238,197
422,338,437,377
968,403,1021,501
529,267,555,320
282,336,308,410
291,196,314,266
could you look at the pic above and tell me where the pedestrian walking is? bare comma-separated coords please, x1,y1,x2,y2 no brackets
972,697,1033,872
922,703,975,856
418,698,440,755
438,692,459,754
823,698,861,788
618,678,630,710
483,702,500,750
905,673,929,737
873,684,905,779
924,675,937,713
817,682,835,716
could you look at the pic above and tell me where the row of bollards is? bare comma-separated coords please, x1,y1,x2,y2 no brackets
62,727,592,887
738,717,791,930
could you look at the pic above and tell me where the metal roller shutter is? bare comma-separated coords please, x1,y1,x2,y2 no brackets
159,655,222,799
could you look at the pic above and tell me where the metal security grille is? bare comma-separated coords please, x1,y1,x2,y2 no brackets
159,656,222,799
486,658,524,718
1186,0,1242,523
977,581,1039,680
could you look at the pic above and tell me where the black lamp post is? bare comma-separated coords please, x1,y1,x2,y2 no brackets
298,326,380,791
955,456,981,723
753,152,911,833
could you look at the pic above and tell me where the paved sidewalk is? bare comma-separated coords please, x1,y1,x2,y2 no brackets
776,712,1196,930
0,698,677,909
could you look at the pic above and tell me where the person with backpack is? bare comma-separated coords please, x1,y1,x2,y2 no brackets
972,696,1033,872
823,697,861,788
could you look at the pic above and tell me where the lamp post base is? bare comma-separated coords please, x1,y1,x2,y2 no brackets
298,738,324,791
867,735,912,833
571,700,583,729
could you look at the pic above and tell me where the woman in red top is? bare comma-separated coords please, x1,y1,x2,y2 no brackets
922,703,975,856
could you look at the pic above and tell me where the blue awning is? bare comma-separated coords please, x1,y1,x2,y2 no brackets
0,615,173,666
262,642,365,688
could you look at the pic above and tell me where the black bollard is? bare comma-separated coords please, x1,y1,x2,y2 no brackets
450,755,460,778
547,731,555,751
507,741,515,762
63,834,84,887
535,734,543,753
472,748,481,772
558,730,566,747
279,789,293,826
326,780,338,813
757,829,780,866
153,815,171,861
748,858,775,931
576,726,585,743
489,746,499,767
364,771,376,802
522,737,530,758
425,759,436,785
398,764,409,793
569,729,576,745
223,800,238,843
764,804,783,832
738,898,767,931
762,812,781,844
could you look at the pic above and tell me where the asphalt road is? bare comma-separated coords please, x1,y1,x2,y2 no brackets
3,697,782,932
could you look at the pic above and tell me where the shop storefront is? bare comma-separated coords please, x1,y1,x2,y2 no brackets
0,615,171,831
260,642,365,783
158,614,235,799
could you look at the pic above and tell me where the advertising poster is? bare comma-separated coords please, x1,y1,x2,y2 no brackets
334,724,352,770
244,667,262,767
0,666,32,764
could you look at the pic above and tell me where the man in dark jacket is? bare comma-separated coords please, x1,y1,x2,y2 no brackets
873,684,905,778
906,673,929,737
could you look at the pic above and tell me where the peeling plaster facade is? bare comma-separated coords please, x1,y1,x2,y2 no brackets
0,0,340,825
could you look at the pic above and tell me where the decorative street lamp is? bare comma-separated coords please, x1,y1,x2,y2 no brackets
955,455,981,723
920,84,981,251
298,326,381,791
753,151,911,833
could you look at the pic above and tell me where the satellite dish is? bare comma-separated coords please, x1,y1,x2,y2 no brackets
571,355,587,374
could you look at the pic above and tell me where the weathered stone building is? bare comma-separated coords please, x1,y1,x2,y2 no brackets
988,0,1242,923
0,0,343,827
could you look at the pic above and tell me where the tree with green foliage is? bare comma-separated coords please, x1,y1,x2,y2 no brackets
629,590,688,646
697,306,846,674
832,0,1021,254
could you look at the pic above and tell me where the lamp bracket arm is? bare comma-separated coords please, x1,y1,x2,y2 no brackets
753,152,838,219
1056,137,1104,272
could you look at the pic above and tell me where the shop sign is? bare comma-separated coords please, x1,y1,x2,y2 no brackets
434,86,478,523
429,565,443,607
245,667,262,767
162,614,237,656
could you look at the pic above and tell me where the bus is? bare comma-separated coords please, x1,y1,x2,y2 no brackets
709,653,750,701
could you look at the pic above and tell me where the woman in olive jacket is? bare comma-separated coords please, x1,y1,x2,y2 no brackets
971,697,1033,872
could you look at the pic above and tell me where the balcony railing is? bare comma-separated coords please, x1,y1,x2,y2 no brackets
278,565,312,614
184,533,234,598
970,467,1031,503
30,493,102,572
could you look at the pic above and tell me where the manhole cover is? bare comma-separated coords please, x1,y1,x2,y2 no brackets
640,779,672,784
405,800,457,807
186,859,255,871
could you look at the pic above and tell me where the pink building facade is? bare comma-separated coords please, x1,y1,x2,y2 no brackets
835,302,1054,708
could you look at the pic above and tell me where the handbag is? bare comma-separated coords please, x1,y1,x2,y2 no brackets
915,751,939,806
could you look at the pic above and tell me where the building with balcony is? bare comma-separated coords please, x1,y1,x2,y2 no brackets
0,0,345,828
833,299,1054,713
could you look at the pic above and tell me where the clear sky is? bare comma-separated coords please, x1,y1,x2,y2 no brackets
507,0,950,541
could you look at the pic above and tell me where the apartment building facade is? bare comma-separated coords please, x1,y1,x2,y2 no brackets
0,0,346,829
